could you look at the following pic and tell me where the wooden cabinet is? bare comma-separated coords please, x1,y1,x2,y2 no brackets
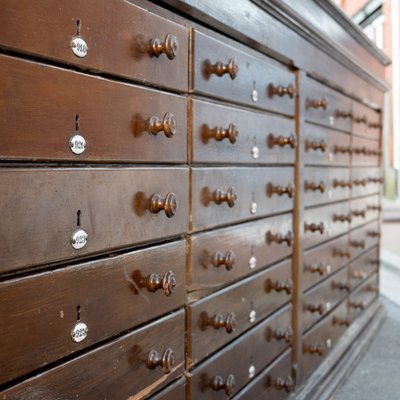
0,0,386,399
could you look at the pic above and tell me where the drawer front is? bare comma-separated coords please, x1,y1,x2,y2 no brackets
303,123,351,166
189,214,293,296
303,201,350,249
302,300,348,380
189,305,292,399
193,31,295,115
350,195,380,229
0,168,188,274
351,136,381,166
233,349,293,400
191,98,296,164
302,234,350,292
188,259,292,366
303,267,348,332
349,219,380,260
349,273,379,321
0,0,188,91
304,167,350,207
0,241,185,385
191,167,294,231
304,79,352,133
351,167,382,198
0,311,185,400
150,378,186,400
352,102,381,140
0,55,187,163
349,246,379,289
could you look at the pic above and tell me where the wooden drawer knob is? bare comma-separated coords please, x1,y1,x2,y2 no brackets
333,145,352,155
211,374,236,395
266,231,294,246
305,302,328,315
208,123,238,144
267,182,295,198
367,205,381,211
147,348,175,374
305,262,331,276
146,270,176,296
212,250,236,271
266,326,293,344
308,98,328,110
333,213,352,223
332,316,351,327
208,58,238,80
268,132,297,149
367,285,379,293
367,177,384,184
349,301,366,310
336,110,353,119
148,112,177,138
352,270,367,280
305,180,325,193
305,140,327,152
270,376,295,393
213,186,237,207
353,179,367,187
368,122,382,129
150,192,178,218
150,33,179,60
352,146,367,155
350,240,365,249
332,248,351,258
207,312,237,333
265,278,293,295
333,179,352,188
269,83,295,98
304,343,325,356
304,222,325,234
354,115,368,124
332,281,350,292
367,230,381,238
351,209,366,218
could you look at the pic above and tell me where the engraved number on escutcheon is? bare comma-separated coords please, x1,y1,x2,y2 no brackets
71,229,88,249
71,37,88,58
69,134,86,155
71,322,88,343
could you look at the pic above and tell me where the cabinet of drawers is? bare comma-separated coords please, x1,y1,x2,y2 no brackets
0,0,386,399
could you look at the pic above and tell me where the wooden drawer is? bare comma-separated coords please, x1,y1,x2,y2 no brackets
189,214,293,297
233,349,293,400
188,305,292,399
303,123,351,166
0,55,187,163
304,167,350,207
191,167,294,231
0,241,185,385
192,30,295,115
191,98,296,164
302,234,350,292
304,78,352,133
349,219,380,260
349,246,379,289
302,300,348,380
349,273,379,322
352,101,381,140
303,267,348,332
0,0,188,92
351,136,381,166
0,168,188,275
150,378,186,400
188,259,292,366
0,310,185,400
303,201,351,249
351,167,382,198
350,195,380,229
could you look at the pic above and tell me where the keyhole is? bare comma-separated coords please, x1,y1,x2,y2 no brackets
77,210,81,226
76,19,81,36
75,114,80,131
76,305,81,321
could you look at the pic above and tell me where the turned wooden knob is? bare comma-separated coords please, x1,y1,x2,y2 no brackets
146,270,176,296
266,326,293,344
352,146,367,155
212,250,236,271
332,281,350,292
267,182,295,198
304,343,325,356
368,122,382,129
367,205,381,211
269,83,295,98
208,312,237,333
305,263,331,276
351,209,366,218
333,213,352,223
333,179,352,188
305,180,325,193
213,186,237,207
304,222,325,234
367,230,381,238
349,301,366,310
352,270,367,280
305,140,327,152
268,132,297,149
265,278,293,295
148,112,177,138
353,179,367,187
350,240,365,249
336,110,353,119
367,177,384,184
208,58,238,79
150,33,179,60
211,374,236,396
332,316,351,327
208,123,238,144
333,145,352,155
305,302,328,315
354,115,367,124
150,192,178,218
266,231,294,247
147,348,175,374
366,285,379,293
270,376,295,393
308,98,328,110
332,248,351,258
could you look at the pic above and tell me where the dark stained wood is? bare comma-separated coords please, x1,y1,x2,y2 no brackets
0,311,185,400
0,55,187,163
192,30,295,115
191,167,294,232
348,246,379,290
0,241,185,385
0,0,189,92
191,98,296,164
188,214,293,297
150,378,186,400
188,305,292,399
0,168,188,274
187,259,292,366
